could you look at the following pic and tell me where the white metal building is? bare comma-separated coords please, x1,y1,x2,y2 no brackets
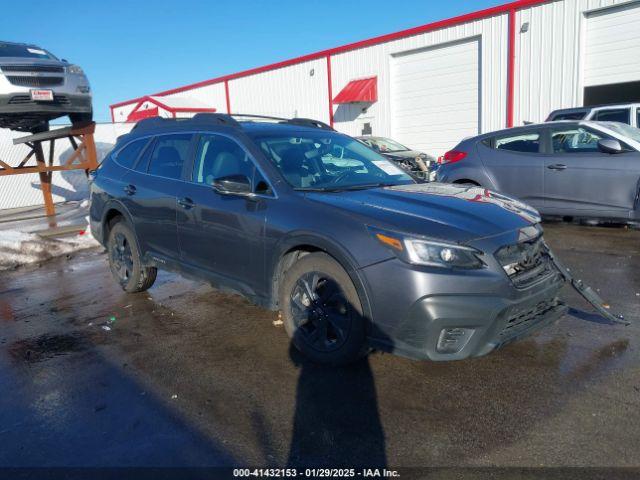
110,0,640,157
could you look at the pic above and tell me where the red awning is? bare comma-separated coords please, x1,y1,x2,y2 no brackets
127,107,159,122
333,77,377,104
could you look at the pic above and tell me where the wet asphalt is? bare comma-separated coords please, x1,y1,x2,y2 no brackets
0,222,639,469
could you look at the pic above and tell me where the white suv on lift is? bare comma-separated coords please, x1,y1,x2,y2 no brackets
0,40,92,131
547,103,640,127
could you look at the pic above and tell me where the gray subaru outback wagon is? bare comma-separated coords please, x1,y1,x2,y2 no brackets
90,114,569,365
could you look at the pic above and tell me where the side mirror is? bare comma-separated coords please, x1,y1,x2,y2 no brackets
598,138,624,154
212,174,252,196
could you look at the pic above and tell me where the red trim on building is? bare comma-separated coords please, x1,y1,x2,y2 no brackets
224,80,231,114
506,8,517,127
124,96,216,122
127,106,159,122
110,0,555,115
171,107,218,113
326,56,333,127
333,77,377,104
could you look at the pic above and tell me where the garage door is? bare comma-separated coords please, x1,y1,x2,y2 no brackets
584,3,640,88
391,39,479,156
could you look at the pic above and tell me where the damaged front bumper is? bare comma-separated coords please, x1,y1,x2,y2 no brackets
364,234,628,362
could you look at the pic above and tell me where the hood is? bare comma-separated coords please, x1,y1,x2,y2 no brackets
305,183,541,244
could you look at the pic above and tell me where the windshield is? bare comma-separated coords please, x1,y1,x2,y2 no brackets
600,122,640,144
360,137,409,153
250,131,414,191
0,43,57,59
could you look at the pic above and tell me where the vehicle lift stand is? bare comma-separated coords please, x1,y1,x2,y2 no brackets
0,122,98,218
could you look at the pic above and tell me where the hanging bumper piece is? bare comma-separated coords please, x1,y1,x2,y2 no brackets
547,248,629,326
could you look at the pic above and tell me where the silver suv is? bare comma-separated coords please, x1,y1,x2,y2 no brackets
547,103,640,127
0,40,92,131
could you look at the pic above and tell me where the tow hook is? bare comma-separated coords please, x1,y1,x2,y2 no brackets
548,249,629,326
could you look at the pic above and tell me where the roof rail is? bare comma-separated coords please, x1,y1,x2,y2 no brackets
192,113,241,127
130,113,334,131
288,117,334,131
230,113,289,122
230,113,335,131
130,117,169,131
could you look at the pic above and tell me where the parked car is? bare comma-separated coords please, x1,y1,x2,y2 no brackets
356,135,435,180
90,114,569,365
547,103,640,127
436,121,640,222
0,40,92,131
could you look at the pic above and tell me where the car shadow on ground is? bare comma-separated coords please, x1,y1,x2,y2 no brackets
286,345,387,468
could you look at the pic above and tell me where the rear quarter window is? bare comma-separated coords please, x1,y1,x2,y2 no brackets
113,138,149,169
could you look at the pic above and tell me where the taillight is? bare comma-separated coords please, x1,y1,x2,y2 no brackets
441,150,467,164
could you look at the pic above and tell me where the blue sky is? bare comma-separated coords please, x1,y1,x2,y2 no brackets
1,0,503,122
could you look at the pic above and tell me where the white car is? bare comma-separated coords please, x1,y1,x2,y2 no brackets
0,40,92,131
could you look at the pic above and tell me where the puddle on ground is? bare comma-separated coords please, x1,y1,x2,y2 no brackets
7,333,86,363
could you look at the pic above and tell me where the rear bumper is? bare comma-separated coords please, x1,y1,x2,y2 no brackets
362,258,566,361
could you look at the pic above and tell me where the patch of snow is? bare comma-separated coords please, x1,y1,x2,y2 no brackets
0,228,100,271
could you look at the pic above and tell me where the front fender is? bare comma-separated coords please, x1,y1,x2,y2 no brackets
267,232,374,325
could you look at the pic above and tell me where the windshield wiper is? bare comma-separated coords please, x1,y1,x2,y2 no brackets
335,182,400,191
294,182,402,193
293,187,344,192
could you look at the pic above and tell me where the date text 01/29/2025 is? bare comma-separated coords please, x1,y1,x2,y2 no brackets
232,468,401,478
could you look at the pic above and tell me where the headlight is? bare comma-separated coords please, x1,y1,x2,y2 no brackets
371,227,484,269
67,64,84,75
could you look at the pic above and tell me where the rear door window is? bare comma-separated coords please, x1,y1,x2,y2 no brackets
114,138,148,169
192,134,255,186
592,108,631,124
147,134,194,179
636,108,640,127
550,127,603,154
494,133,541,153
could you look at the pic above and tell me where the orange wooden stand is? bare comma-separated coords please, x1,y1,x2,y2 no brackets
0,122,98,216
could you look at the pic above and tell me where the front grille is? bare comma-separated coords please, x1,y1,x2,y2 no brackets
5,75,63,87
0,64,64,73
8,94,69,105
499,298,563,341
495,236,556,289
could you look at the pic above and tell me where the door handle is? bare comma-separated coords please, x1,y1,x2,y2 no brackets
123,184,136,195
178,197,195,209
547,164,567,171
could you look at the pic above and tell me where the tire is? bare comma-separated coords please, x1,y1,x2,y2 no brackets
29,121,50,134
279,252,367,365
69,111,93,125
107,221,157,293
